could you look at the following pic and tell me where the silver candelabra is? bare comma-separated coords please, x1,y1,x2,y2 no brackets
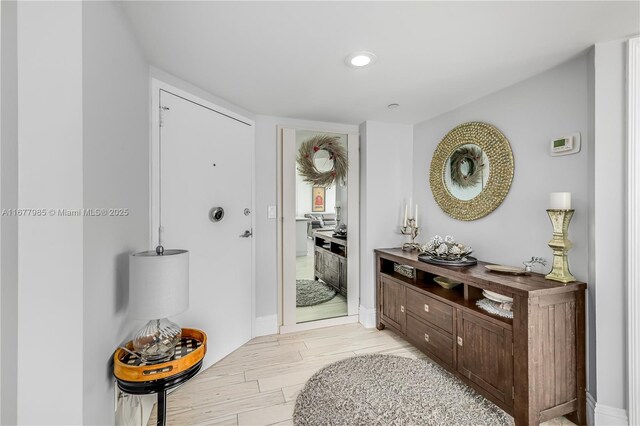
401,218,421,251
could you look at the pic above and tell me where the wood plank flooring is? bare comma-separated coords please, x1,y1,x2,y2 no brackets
296,293,347,323
148,323,574,426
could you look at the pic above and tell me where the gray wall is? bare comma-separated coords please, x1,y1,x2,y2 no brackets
413,54,590,281
360,121,414,314
82,2,150,424
590,39,628,415
413,54,594,393
0,1,19,424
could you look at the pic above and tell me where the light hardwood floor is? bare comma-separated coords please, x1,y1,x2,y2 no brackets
295,239,347,323
148,323,575,426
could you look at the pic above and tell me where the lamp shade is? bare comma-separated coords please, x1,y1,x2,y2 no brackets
129,249,189,320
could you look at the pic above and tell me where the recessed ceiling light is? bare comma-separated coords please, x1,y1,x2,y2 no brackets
345,51,377,68
387,103,400,109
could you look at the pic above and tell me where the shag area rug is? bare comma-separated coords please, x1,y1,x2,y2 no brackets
296,279,336,307
293,354,513,426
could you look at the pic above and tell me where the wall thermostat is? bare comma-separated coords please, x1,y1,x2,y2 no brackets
550,133,581,156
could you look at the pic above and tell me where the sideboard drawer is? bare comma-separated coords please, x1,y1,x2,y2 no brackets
406,314,453,367
406,288,453,334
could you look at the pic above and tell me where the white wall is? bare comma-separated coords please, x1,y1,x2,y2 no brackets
2,3,152,423
0,1,19,424
590,39,628,421
360,121,414,313
82,2,150,425
16,2,84,424
254,116,358,319
150,66,255,124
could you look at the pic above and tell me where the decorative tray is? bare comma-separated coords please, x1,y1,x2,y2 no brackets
418,254,478,267
114,328,207,382
485,264,527,275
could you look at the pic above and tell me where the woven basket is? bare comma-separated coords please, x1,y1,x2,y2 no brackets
394,263,415,279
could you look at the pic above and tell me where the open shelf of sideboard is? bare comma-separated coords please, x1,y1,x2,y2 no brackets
378,256,512,327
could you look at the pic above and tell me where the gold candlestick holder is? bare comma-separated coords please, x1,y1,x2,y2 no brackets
401,219,421,251
545,209,576,283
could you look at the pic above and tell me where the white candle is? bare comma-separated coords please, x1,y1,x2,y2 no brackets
414,204,418,227
549,192,571,209
409,198,413,217
403,205,408,227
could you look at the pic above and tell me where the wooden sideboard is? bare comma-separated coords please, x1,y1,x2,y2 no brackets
314,230,347,296
375,248,586,426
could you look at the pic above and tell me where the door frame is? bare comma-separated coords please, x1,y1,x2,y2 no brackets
277,125,360,333
149,78,257,337
627,35,640,426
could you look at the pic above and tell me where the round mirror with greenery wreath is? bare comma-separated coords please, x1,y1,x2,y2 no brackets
429,122,514,221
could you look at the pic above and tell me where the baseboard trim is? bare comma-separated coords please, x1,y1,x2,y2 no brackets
279,315,358,334
358,305,376,329
587,392,596,426
253,314,278,337
588,392,629,425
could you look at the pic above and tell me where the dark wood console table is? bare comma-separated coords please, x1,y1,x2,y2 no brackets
314,230,347,296
375,248,586,426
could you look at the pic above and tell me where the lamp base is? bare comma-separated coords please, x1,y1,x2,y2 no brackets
132,318,182,363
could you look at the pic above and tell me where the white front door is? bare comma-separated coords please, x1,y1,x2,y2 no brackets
155,88,253,368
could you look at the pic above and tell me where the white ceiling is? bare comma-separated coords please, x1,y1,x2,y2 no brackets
121,1,639,125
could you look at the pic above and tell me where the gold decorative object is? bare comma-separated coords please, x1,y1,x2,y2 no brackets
400,218,421,251
433,276,462,290
545,209,577,283
429,122,514,221
297,135,348,187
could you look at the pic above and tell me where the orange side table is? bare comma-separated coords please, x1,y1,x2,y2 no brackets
113,328,207,426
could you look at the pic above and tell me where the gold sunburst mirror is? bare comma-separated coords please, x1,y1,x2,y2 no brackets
429,122,514,221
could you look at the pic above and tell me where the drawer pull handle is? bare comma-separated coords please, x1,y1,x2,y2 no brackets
457,336,463,346
424,304,429,312
400,305,405,313
424,333,430,342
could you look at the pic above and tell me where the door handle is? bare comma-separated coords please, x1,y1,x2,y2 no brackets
240,229,252,238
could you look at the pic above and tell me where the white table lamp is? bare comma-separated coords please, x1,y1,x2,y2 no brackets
129,249,189,362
